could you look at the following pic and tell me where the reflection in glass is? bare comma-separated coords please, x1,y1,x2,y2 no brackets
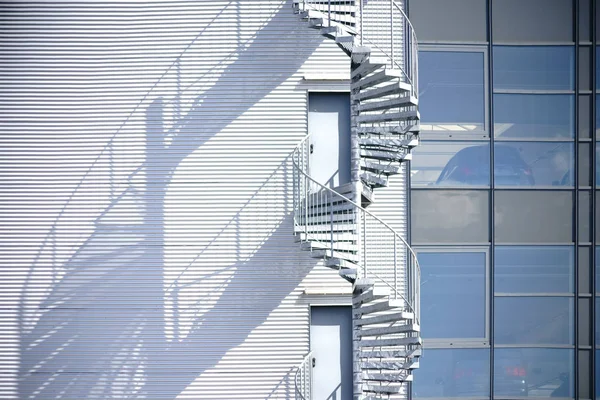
494,348,573,398
495,246,574,293
418,251,486,339
419,51,485,131
412,349,490,398
412,190,489,243
495,297,573,345
411,142,490,187
494,46,574,90
494,142,573,187
494,94,574,139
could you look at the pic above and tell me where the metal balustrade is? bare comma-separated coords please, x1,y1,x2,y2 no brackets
294,351,314,400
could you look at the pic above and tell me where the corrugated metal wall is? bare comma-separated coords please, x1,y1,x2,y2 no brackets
0,1,352,398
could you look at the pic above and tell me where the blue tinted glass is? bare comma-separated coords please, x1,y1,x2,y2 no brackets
494,46,574,90
418,251,486,338
495,297,573,345
596,47,600,90
419,51,485,129
597,350,600,399
494,348,573,398
494,94,574,139
493,142,574,187
495,246,574,293
412,349,490,398
411,142,490,187
597,143,600,186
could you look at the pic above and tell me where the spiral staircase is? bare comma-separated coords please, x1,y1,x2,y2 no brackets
291,1,422,399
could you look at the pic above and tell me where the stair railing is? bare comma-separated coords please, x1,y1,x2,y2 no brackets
294,0,418,98
294,351,314,400
292,135,420,324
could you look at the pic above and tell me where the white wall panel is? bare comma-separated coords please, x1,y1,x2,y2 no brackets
0,1,350,398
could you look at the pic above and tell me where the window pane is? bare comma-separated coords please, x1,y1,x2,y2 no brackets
419,51,485,131
495,246,574,293
412,190,489,243
494,191,573,243
411,142,490,187
494,46,574,90
412,348,490,398
597,143,600,186
596,298,600,345
495,297,573,345
418,251,486,339
494,94,574,139
494,348,573,398
493,142,573,187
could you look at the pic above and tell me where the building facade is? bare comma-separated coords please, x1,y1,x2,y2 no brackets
408,0,599,399
0,1,420,399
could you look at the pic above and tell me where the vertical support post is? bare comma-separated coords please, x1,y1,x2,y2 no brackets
362,211,367,277
330,191,334,258
390,0,394,63
359,0,363,46
394,235,397,300
328,0,331,27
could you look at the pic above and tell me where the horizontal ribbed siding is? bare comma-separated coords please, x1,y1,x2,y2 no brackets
0,1,350,398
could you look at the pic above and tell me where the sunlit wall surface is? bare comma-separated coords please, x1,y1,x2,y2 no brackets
409,0,599,398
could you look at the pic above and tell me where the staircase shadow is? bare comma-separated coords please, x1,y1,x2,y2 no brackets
18,3,329,399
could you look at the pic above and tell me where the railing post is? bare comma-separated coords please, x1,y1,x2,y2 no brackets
359,0,363,46
328,0,331,27
393,235,397,300
390,0,394,63
330,191,334,258
362,211,367,277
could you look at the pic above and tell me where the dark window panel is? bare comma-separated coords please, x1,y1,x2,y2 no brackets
597,350,600,399
578,350,591,399
595,193,600,243
495,246,574,293
579,142,591,186
494,191,573,244
597,143,600,186
409,0,487,43
596,298,600,345
579,46,592,91
419,51,485,131
411,142,490,187
412,190,489,243
493,142,573,187
578,246,591,294
495,297,573,345
578,94,591,139
597,48,600,90
494,94,574,140
493,348,574,398
417,251,486,339
412,348,490,398
493,46,574,90
579,190,591,242
579,298,592,347
597,247,600,292
579,0,592,42
492,0,573,43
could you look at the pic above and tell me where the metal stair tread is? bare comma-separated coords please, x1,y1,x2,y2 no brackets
355,311,415,326
361,384,401,394
360,148,411,162
310,248,359,262
362,371,412,382
360,160,401,175
356,323,420,337
358,336,422,347
360,348,422,359
356,95,418,112
353,81,412,101
360,172,388,188
301,240,357,252
351,69,403,90
293,223,355,234
353,299,404,316
352,286,390,305
360,136,419,148
356,124,420,135
357,109,420,124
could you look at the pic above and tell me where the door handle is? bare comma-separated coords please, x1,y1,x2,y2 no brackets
310,144,314,154
312,357,316,368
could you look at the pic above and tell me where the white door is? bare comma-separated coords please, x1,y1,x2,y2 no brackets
310,306,353,400
308,92,351,189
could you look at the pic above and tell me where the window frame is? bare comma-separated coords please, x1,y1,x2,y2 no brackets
415,246,491,348
418,45,490,141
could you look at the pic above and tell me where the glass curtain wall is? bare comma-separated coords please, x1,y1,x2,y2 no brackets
408,0,596,398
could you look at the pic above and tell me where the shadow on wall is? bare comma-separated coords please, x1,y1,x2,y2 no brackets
18,3,325,399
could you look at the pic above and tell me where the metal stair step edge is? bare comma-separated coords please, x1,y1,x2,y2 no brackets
360,161,401,175
356,323,420,337
327,257,359,269
352,286,390,306
311,249,359,262
351,58,389,80
360,348,422,359
357,110,420,124
353,299,403,315
355,311,415,326
295,232,357,243
304,201,356,215
351,69,403,90
361,384,401,394
301,240,357,252
293,223,355,233
298,212,355,224
360,137,419,148
356,95,418,112
353,81,412,101
362,372,411,383
360,172,388,188
360,149,410,162
358,336,422,347
356,123,420,135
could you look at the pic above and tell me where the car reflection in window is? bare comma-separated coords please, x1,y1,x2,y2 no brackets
436,144,535,186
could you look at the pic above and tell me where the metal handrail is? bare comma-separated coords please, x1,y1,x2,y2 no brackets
294,351,313,400
295,0,419,98
292,135,420,324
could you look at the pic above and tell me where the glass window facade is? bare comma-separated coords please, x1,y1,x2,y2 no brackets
409,2,595,397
